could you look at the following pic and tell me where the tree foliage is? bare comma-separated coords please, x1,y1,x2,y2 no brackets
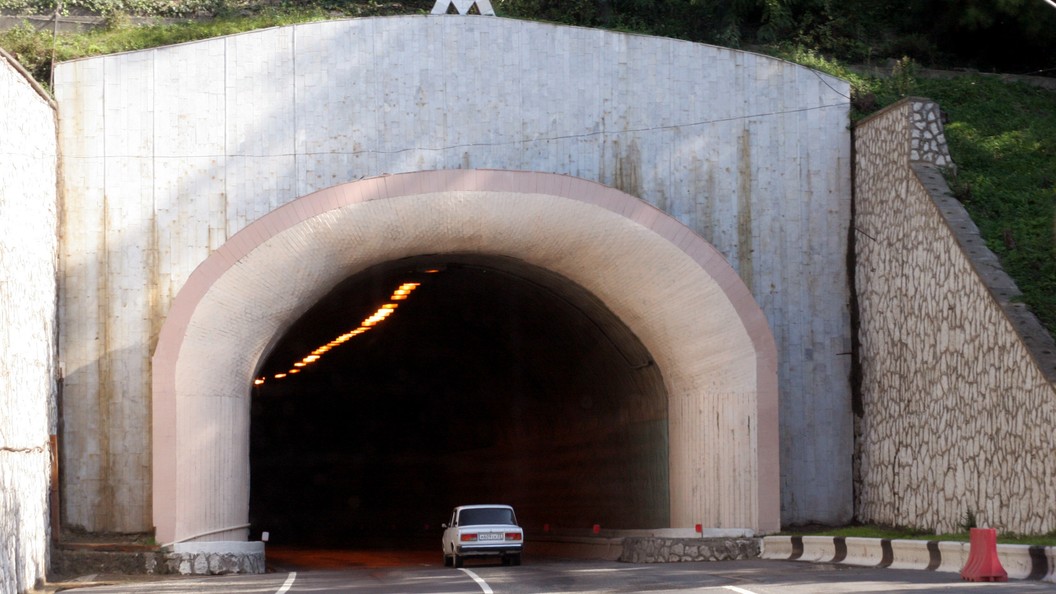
496,0,1056,73
2,0,1053,72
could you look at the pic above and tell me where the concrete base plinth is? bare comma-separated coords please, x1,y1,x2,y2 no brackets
620,537,761,563
167,541,265,575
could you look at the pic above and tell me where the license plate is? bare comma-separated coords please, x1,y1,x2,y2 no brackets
477,533,503,541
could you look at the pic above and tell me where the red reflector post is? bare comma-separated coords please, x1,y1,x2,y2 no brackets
460,533,477,542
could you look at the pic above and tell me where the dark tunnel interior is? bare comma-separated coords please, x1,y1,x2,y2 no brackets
249,254,669,548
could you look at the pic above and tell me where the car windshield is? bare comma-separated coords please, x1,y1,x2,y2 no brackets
460,507,515,526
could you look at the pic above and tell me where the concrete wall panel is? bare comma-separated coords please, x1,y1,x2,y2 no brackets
54,16,852,533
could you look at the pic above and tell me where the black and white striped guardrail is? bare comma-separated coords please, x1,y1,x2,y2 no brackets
761,535,1056,582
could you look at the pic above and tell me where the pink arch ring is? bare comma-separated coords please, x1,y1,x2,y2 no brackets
152,169,779,546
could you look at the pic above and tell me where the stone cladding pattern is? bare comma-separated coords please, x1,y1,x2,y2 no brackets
620,537,759,563
0,50,58,594
853,98,1056,535
907,99,953,169
52,547,264,576
161,550,264,575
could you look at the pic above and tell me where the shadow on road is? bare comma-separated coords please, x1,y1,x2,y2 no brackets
265,546,438,570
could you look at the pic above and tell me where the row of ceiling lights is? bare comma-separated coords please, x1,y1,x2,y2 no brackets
253,278,428,386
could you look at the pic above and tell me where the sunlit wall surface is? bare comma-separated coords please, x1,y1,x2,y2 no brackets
149,172,778,545
54,15,850,535
0,53,57,594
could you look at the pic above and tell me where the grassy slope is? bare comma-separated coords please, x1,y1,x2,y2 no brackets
0,9,333,82
915,76,1056,333
771,48,1056,339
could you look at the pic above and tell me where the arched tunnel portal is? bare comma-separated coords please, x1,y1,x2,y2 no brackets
249,255,669,546
152,170,779,549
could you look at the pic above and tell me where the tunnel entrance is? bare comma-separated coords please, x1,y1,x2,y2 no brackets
248,255,669,548
153,170,780,549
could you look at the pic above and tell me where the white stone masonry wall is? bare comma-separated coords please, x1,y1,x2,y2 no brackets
853,98,1056,534
0,51,58,594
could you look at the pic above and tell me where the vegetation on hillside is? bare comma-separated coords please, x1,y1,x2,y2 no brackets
0,0,1053,335
916,76,1056,333
767,49,1056,333
4,0,1054,73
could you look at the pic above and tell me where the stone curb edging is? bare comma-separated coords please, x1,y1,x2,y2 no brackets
762,535,1056,582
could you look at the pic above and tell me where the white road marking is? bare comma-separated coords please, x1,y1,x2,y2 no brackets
459,568,494,594
723,586,759,594
275,572,297,594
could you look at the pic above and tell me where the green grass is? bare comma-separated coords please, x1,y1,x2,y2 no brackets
768,47,1056,337
784,525,1056,547
1,9,334,82
912,76,1056,334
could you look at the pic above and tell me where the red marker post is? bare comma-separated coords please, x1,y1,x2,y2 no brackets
960,528,1007,582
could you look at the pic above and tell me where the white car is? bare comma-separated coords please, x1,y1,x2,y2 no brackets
442,504,524,567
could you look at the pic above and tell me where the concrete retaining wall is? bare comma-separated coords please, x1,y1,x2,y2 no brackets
853,98,1056,535
0,49,58,594
53,15,853,533
620,537,760,563
52,541,264,576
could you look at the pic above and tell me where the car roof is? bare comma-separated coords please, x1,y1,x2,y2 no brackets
454,504,514,510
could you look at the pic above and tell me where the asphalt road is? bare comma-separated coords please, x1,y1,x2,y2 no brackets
56,550,1056,593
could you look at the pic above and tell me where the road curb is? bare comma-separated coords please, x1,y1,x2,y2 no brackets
761,535,1056,582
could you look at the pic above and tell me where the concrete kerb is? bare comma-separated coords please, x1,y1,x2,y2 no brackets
936,540,969,574
797,536,837,562
840,536,886,566
762,536,1056,582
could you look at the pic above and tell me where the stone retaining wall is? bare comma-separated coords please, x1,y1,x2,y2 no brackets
52,544,265,576
0,49,58,594
853,97,1056,534
620,537,760,563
